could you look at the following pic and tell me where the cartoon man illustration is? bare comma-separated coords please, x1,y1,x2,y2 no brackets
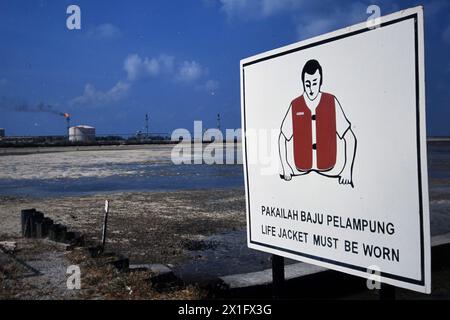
278,59,357,187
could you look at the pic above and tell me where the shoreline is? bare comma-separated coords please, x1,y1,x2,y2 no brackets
0,138,447,155
0,142,242,156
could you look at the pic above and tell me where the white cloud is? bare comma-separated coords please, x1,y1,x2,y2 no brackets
196,79,220,94
125,54,206,83
158,54,176,74
72,54,216,107
204,79,220,91
124,54,175,81
86,23,122,39
258,0,303,17
217,0,403,41
71,80,131,106
123,54,142,81
296,18,335,39
295,2,368,39
218,0,404,23
176,61,205,82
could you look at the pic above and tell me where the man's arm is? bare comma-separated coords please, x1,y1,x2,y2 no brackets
339,128,356,187
279,132,294,181
279,104,295,181
334,97,356,187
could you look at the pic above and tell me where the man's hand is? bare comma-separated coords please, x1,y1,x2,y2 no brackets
338,169,353,187
282,167,295,181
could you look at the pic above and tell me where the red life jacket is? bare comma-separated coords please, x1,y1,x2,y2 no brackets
291,92,337,171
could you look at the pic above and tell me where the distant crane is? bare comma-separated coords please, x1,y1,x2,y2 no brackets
217,113,221,131
62,113,71,138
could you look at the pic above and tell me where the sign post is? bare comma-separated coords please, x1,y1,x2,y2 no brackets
272,254,285,298
240,6,430,294
380,283,396,300
101,200,109,251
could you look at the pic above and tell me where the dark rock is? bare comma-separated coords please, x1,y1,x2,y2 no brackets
49,224,67,242
64,232,85,248
88,245,104,258
146,265,183,292
36,222,44,238
109,255,129,271
92,251,130,271
65,231,76,243
73,233,85,247
41,217,54,238
30,211,44,238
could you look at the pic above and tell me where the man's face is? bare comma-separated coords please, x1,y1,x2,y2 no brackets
303,70,321,101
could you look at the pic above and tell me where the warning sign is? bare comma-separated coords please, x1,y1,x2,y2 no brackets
240,6,430,293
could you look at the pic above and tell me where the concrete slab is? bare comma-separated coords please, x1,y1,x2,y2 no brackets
0,241,17,253
220,263,326,289
431,232,450,247
129,263,172,275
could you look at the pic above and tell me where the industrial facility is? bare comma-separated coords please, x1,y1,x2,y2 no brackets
69,125,96,143
0,112,175,147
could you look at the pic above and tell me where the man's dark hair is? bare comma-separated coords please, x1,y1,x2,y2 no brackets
301,59,323,86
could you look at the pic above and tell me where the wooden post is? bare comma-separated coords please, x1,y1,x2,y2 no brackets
101,200,109,251
272,254,285,299
21,209,36,238
379,283,396,300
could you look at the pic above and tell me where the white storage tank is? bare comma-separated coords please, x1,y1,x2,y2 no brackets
69,125,96,143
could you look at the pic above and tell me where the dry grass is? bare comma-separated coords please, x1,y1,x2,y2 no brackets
66,249,203,300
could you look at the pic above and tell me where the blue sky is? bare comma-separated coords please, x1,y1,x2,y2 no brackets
0,0,449,136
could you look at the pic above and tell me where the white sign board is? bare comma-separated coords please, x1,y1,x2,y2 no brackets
240,6,430,293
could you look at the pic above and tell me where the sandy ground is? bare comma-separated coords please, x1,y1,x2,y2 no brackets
0,143,242,180
0,188,247,266
0,145,174,180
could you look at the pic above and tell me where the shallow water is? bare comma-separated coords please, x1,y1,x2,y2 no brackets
428,144,450,179
0,163,243,198
173,229,299,278
1,142,448,198
0,145,244,197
